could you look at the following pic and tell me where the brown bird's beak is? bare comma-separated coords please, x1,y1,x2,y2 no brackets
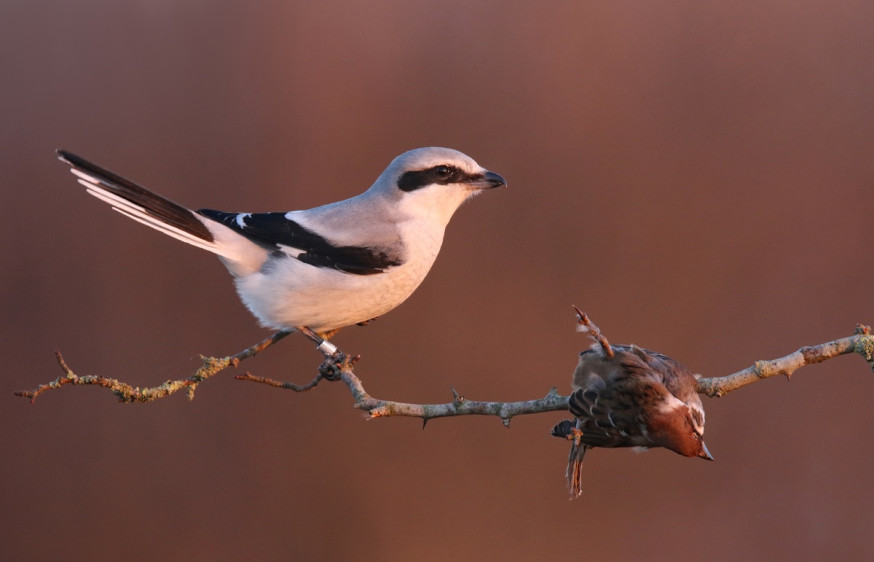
698,441,715,461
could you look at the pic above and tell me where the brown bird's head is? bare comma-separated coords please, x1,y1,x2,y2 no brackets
644,395,714,461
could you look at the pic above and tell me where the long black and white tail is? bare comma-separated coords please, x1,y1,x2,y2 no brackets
56,150,221,255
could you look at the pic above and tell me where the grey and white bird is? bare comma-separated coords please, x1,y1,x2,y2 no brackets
57,148,505,347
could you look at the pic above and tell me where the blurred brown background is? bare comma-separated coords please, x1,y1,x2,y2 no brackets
3,1,874,560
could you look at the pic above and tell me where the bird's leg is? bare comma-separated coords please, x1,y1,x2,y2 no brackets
572,305,614,358
356,317,379,327
570,427,584,446
295,326,359,382
297,326,339,356
318,328,341,340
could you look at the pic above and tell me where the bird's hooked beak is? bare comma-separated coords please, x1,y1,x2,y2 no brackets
698,441,715,461
469,170,506,190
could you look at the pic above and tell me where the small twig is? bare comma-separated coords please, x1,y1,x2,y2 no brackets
234,372,325,392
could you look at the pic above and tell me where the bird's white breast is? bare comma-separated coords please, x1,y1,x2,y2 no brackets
234,218,445,331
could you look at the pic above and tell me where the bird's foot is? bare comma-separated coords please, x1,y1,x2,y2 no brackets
570,427,584,446
296,326,361,381
318,350,360,381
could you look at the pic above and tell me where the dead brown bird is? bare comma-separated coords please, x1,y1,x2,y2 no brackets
553,316,713,497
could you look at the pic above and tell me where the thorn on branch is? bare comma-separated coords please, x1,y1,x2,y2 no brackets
450,385,464,402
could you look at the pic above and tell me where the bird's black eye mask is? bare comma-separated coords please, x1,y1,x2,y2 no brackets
397,165,467,192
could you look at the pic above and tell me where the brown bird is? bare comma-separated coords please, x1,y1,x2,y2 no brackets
553,313,713,497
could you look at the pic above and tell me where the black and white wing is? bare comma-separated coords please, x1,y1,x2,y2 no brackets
197,210,405,275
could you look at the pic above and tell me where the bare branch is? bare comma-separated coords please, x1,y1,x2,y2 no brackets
360,385,569,427
234,351,569,426
233,322,874,422
16,316,874,427
15,329,293,403
697,324,874,397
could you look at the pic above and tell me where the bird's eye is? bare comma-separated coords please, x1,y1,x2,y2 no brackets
433,165,452,178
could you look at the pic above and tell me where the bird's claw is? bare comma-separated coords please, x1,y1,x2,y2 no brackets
318,351,359,381
569,428,584,446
